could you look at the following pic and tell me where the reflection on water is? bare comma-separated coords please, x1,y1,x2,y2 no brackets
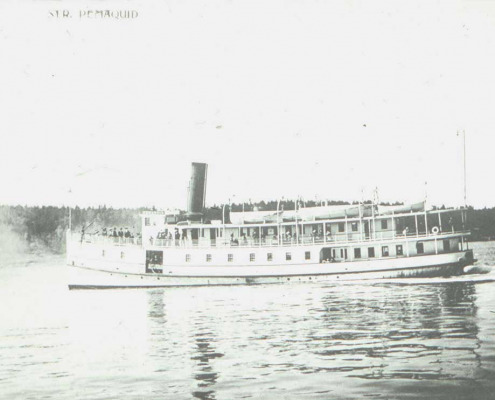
190,330,222,400
138,280,495,400
0,243,495,399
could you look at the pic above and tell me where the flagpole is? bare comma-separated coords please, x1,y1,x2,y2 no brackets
463,129,467,208
68,188,72,232
462,130,467,233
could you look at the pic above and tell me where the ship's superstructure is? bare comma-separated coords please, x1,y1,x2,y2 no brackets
67,163,475,289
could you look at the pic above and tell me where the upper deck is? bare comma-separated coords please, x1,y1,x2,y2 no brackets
73,206,469,250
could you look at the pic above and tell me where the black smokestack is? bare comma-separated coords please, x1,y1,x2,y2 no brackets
187,162,208,219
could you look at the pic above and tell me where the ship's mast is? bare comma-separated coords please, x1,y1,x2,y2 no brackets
463,129,467,208
458,130,467,232
68,187,72,232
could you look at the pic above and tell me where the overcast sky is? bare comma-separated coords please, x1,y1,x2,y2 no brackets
1,0,494,209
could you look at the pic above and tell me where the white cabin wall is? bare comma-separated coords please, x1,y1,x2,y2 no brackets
374,217,394,240
142,214,166,241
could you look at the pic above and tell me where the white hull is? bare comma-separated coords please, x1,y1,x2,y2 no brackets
68,251,471,289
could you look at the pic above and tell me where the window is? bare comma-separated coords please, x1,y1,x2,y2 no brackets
120,251,125,259
443,239,450,252
102,250,105,257
267,253,273,261
354,248,361,258
338,223,345,233
417,242,424,254
351,222,358,232
381,220,388,230
368,247,375,258
228,254,233,262
145,217,150,226
206,254,212,262
305,251,311,260
145,250,163,273
286,252,292,261
186,254,191,262
396,245,403,256
146,250,163,265
340,249,344,258
382,246,389,257
250,253,255,262
332,249,336,259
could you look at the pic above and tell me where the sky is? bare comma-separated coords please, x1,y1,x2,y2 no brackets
1,0,495,209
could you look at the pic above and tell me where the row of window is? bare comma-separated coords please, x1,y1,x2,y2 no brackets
338,220,388,233
110,240,446,263
352,244,403,259
185,251,312,263
349,241,431,259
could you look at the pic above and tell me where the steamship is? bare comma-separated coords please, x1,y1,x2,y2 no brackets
67,163,475,289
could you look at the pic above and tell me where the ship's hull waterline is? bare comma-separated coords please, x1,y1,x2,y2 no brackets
68,250,472,289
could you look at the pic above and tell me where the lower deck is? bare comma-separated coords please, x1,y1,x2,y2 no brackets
68,233,468,272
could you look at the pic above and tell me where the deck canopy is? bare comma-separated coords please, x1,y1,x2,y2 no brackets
230,204,375,224
377,201,425,215
230,201,428,224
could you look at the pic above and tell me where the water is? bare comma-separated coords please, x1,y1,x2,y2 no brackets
1,243,495,400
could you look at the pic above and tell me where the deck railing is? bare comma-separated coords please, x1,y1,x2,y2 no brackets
72,229,469,249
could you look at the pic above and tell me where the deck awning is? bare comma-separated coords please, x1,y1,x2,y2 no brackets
377,201,425,215
230,204,374,224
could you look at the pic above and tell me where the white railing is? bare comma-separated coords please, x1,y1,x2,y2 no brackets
72,229,470,249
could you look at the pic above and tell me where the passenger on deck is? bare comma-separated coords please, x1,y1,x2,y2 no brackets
112,228,118,237
124,228,131,238
102,227,107,236
118,228,124,238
